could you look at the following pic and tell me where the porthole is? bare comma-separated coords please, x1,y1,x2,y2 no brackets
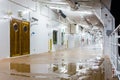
23,26,27,32
13,23,18,32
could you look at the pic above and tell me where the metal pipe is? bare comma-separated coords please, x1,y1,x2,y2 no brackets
8,0,37,12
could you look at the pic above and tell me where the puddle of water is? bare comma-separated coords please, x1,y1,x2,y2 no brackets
10,63,30,73
9,55,105,80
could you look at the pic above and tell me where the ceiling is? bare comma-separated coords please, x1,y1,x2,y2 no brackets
37,0,104,35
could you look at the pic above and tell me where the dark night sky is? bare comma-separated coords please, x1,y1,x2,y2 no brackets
110,0,120,27
110,0,120,55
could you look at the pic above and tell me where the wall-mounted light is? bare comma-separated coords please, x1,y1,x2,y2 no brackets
6,10,13,16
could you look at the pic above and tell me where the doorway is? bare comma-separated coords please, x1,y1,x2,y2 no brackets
10,18,30,57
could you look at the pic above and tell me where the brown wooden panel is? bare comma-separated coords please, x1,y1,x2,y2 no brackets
10,19,21,57
10,63,30,73
21,21,30,55
10,19,30,57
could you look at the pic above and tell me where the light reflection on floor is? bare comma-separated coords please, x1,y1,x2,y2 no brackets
0,45,116,80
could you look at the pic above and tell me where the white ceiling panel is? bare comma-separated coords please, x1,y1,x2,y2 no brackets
38,0,104,30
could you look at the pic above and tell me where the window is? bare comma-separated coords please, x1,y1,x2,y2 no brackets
53,30,57,44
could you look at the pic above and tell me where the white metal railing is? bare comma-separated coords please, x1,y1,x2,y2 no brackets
109,24,120,79
115,36,120,38
110,24,120,35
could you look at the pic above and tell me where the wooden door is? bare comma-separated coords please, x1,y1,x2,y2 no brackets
10,19,30,57
10,19,21,57
21,21,30,55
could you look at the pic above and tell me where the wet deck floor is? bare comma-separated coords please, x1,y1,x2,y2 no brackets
0,45,118,80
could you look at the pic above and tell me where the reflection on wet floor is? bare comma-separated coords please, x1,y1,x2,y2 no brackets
0,46,118,80
10,63,30,73
9,57,105,80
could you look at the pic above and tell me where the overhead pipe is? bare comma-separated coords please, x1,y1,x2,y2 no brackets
8,0,37,12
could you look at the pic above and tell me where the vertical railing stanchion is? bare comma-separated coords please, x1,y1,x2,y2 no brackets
108,24,120,78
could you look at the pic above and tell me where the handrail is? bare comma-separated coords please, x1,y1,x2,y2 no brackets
115,36,120,38
110,24,120,35
109,24,120,79
118,44,120,47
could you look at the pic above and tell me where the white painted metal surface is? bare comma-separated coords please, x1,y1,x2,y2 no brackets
109,24,120,79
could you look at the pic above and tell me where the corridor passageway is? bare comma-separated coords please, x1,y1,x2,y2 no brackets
0,45,117,80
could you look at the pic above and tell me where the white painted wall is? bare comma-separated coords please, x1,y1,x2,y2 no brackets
46,22,68,52
0,0,63,58
30,12,49,54
0,0,97,58
0,0,25,58
68,34,75,48
0,19,10,58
